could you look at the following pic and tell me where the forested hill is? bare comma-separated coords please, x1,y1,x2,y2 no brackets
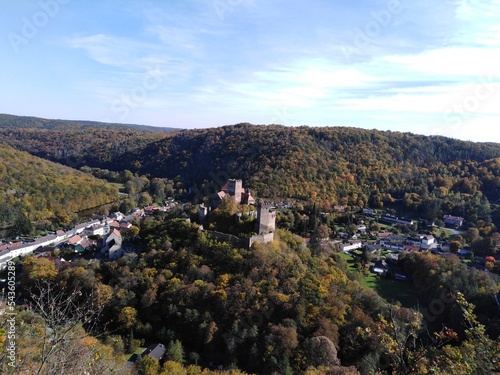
0,142,118,228
0,114,180,170
0,113,181,132
133,124,500,207
2,115,500,213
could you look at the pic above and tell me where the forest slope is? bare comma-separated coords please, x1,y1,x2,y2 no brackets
2,116,500,221
0,113,179,171
137,124,498,186
0,142,119,227
131,125,500,223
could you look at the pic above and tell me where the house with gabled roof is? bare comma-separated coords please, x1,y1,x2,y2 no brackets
142,343,166,361
67,235,82,246
443,215,464,228
101,228,124,260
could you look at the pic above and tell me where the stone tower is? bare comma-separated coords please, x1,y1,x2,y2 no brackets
226,179,243,204
255,202,276,234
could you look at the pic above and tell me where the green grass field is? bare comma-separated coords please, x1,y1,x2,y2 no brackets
336,251,418,308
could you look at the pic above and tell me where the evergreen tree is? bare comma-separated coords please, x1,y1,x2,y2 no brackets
167,339,185,364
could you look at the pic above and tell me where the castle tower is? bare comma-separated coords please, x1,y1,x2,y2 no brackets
255,202,276,234
226,179,243,204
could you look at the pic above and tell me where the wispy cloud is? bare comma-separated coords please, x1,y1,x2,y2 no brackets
2,0,500,141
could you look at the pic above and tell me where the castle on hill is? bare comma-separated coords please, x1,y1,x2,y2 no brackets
200,179,275,247
212,179,255,207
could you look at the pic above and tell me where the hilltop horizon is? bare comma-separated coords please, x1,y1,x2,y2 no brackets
1,112,498,145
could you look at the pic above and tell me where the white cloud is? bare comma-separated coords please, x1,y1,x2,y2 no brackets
384,47,500,77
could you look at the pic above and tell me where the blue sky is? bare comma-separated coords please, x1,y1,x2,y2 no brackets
1,0,499,142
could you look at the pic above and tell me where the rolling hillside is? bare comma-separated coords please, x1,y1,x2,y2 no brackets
0,113,180,170
2,115,500,224
0,141,119,227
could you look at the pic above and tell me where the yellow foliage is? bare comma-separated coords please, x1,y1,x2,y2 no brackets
80,335,98,347
22,256,58,282
161,360,187,375
217,273,231,288
212,289,227,300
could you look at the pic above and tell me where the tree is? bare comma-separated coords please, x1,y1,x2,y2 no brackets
21,257,58,286
139,355,161,375
118,306,137,330
10,212,33,236
310,224,332,255
305,336,340,368
123,225,140,238
449,240,461,254
360,247,373,266
0,280,127,375
138,192,153,207
166,339,185,364
465,227,480,244
432,293,500,374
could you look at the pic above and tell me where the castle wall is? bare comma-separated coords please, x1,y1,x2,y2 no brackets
249,233,275,247
205,230,250,248
204,230,274,249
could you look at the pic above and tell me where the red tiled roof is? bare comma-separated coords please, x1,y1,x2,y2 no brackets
110,228,121,237
67,235,82,245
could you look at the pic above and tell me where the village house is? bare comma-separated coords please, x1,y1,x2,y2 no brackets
85,223,107,237
101,228,124,260
340,240,363,252
443,215,464,228
362,208,375,215
143,206,161,215
380,234,405,251
381,214,414,226
142,343,167,361
110,212,125,221
421,235,436,249
66,235,83,246
407,236,422,247
73,219,100,235
356,224,367,234
405,234,437,250
75,239,94,254
0,234,59,269
119,220,132,230
403,245,421,253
